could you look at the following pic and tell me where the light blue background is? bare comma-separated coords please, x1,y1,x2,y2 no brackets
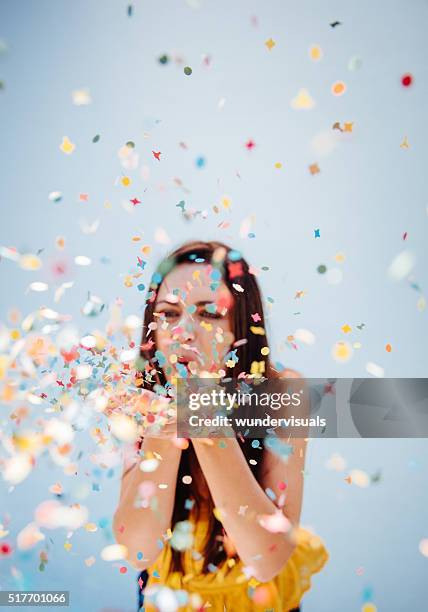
1,1,427,610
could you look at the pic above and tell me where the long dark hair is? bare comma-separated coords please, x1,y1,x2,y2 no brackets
138,240,279,573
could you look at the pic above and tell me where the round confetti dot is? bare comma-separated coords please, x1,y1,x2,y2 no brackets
332,341,353,363
309,45,323,61
126,141,135,148
184,66,192,76
385,344,392,352
251,440,260,448
195,156,206,168
274,162,282,169
419,538,428,557
362,604,377,612
401,73,413,87
331,81,346,96
182,475,192,485
137,552,143,560
119,566,127,574
261,347,270,356
137,283,145,292
158,54,169,64
317,264,327,274
121,176,131,187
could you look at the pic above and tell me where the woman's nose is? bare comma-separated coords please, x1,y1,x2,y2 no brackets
176,317,196,343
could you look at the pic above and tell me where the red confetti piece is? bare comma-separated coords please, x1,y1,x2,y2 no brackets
401,73,413,87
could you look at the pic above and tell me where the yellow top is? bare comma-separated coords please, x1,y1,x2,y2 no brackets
143,504,329,611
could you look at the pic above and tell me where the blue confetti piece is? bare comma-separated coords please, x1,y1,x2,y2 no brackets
251,440,260,448
137,283,145,292
152,272,162,284
98,517,109,529
248,233,256,238
184,499,194,510
265,487,276,500
228,250,242,261
195,156,206,168
186,304,197,314
210,268,222,280
137,551,143,560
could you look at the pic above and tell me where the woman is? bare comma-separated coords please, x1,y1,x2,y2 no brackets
113,240,329,611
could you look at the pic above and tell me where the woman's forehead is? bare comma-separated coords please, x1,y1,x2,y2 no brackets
156,263,231,303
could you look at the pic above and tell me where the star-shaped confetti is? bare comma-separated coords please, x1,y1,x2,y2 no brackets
245,139,256,150
130,198,141,206
152,150,161,160
314,228,320,238
341,324,352,334
309,163,320,175
343,122,354,132
265,38,276,51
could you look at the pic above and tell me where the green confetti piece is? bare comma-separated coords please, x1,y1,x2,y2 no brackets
92,134,100,143
184,66,193,76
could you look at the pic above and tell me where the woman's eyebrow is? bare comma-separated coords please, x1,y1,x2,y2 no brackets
155,300,180,307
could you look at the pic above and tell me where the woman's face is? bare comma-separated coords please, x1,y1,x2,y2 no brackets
153,263,235,381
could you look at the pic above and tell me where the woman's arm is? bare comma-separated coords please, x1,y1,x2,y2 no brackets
112,436,182,570
191,369,307,583
191,436,300,583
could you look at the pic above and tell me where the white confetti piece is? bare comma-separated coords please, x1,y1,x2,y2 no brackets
294,328,316,345
29,282,48,292
258,511,291,533
388,250,415,281
101,544,128,561
74,255,92,266
366,361,384,378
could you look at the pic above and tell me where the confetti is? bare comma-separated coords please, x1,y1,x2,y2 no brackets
183,66,192,76
401,73,413,87
332,341,352,363
60,136,76,155
291,88,315,110
366,362,384,378
331,81,346,96
264,38,276,51
309,45,323,61
72,89,91,105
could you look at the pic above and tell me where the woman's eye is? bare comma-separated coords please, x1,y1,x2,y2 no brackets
199,310,222,319
160,310,179,319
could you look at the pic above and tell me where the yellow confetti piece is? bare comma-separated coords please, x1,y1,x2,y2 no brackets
141,245,151,255
291,88,315,110
362,603,377,612
332,341,353,363
19,254,42,271
213,507,223,521
200,321,213,332
121,176,131,187
274,162,282,169
222,196,232,209
341,324,352,334
10,329,20,341
226,359,236,368
265,38,276,51
132,235,141,242
400,136,409,149
343,122,354,132
56,236,65,250
309,44,323,61
251,360,265,375
334,252,345,263
250,326,265,335
64,541,72,551
261,346,270,356
169,354,178,364
331,81,346,96
85,523,98,532
60,136,76,154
